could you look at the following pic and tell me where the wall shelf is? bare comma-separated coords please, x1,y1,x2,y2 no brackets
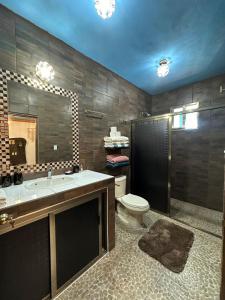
104,146,129,150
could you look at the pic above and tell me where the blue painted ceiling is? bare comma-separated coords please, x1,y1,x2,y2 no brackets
1,0,225,95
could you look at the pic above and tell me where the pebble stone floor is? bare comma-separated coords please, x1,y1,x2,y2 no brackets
170,198,223,237
54,210,222,300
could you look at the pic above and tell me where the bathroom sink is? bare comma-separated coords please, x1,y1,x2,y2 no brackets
25,180,51,190
51,176,75,186
25,176,75,191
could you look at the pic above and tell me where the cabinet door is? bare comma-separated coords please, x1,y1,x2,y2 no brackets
0,218,51,300
55,197,100,290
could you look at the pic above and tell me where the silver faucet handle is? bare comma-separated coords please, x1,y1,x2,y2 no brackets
47,167,52,179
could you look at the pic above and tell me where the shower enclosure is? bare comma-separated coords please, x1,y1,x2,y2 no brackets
131,116,171,214
131,106,224,237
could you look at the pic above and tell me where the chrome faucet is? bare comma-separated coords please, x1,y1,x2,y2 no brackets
47,167,52,179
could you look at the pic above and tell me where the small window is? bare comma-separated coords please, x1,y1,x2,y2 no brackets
172,102,199,130
185,112,198,130
173,114,183,129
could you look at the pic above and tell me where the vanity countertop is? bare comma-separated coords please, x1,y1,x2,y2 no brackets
0,170,114,210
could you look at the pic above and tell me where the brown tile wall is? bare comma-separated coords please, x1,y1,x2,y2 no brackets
152,75,225,211
0,5,151,177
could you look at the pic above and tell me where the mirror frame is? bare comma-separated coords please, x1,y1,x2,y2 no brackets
0,68,79,175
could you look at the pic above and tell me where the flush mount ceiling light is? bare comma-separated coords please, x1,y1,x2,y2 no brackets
157,59,170,78
36,61,55,82
94,0,116,19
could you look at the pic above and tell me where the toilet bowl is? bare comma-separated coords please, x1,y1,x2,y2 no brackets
115,176,149,229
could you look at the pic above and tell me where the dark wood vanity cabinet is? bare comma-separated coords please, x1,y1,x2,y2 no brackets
0,178,115,300
0,218,51,300
0,197,102,300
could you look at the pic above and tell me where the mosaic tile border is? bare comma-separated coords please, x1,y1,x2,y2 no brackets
0,68,79,175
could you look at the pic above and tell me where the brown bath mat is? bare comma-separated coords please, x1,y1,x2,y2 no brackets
138,219,194,273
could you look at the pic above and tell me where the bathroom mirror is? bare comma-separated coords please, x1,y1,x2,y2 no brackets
7,81,73,165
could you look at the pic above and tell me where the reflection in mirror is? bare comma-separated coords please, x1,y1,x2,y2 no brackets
8,114,37,166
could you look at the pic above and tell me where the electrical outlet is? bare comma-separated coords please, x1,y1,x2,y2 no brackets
53,145,58,151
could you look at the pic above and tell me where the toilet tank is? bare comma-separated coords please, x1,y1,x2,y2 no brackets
115,176,126,198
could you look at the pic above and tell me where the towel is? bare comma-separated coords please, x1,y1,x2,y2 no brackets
104,136,129,143
107,155,129,163
104,143,129,148
106,161,129,169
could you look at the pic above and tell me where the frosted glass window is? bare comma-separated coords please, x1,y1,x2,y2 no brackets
172,103,199,130
185,112,198,129
173,114,183,128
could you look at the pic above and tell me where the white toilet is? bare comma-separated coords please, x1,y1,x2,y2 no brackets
115,175,150,229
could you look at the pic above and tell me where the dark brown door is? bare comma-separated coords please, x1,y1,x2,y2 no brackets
131,117,170,214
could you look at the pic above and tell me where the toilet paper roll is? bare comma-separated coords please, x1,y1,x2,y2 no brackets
110,127,117,133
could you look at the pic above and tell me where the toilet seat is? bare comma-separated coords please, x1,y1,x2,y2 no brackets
119,193,149,212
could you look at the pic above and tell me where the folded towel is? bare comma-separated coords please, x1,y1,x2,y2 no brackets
104,142,129,148
107,155,129,163
106,161,129,168
104,136,129,143
106,161,129,169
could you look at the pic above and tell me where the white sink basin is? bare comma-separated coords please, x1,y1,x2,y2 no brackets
25,176,75,191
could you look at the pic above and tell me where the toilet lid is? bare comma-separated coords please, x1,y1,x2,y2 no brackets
121,193,149,209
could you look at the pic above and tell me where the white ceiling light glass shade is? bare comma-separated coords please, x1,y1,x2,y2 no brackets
95,0,116,19
36,61,55,82
157,59,170,78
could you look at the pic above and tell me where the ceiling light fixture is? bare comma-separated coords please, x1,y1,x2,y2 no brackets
157,59,170,78
36,61,55,82
95,0,116,19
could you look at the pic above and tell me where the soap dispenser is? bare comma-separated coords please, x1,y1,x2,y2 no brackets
2,173,12,188
13,168,23,185
73,165,80,173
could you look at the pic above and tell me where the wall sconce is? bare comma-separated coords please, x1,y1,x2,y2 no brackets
35,61,55,82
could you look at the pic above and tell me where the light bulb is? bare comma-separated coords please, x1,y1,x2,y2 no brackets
157,59,169,78
95,0,116,19
36,61,55,82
